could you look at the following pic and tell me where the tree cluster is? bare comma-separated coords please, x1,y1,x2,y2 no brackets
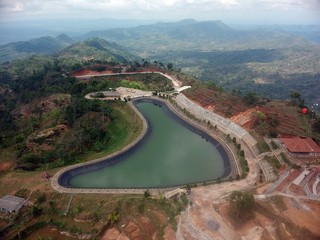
229,191,255,218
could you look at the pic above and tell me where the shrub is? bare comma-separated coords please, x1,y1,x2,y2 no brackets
229,191,255,217
144,189,151,198
36,194,46,205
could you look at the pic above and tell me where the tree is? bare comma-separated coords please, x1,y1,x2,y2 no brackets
252,111,269,135
313,118,320,133
108,210,120,225
142,60,150,67
243,92,258,106
229,191,255,217
31,205,42,217
290,91,300,105
36,194,46,204
167,63,173,70
144,189,151,198
268,114,280,127
290,91,305,107
65,105,75,126
159,62,164,68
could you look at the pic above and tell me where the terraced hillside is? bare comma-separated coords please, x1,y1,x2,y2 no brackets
182,80,312,138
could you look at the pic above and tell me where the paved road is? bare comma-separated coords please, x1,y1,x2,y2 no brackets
164,79,259,239
64,71,260,239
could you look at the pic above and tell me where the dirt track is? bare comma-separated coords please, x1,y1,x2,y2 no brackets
164,76,259,239
177,137,258,240
70,70,260,239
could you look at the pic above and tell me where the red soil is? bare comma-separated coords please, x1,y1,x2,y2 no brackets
185,86,308,136
72,66,163,77
0,162,12,171
72,69,114,76
289,184,307,196
274,169,303,192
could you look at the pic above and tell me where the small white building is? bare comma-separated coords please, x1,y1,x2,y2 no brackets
0,195,27,213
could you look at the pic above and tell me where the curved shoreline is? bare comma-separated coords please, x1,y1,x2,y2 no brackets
51,99,149,194
51,97,234,194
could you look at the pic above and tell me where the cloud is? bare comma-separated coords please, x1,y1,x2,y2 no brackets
246,0,320,10
0,0,315,12
0,1,24,12
221,0,241,8
0,0,319,23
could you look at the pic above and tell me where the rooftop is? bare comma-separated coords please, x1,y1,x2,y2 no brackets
0,195,27,213
281,137,320,153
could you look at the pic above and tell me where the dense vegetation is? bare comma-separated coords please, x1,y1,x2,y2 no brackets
2,20,320,106
0,52,185,238
0,34,74,62
156,47,320,105
79,20,320,107
0,54,170,170
1,20,319,239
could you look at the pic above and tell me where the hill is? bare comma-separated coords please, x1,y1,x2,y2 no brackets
2,19,319,106
0,34,75,63
177,73,317,141
79,19,309,53
0,18,157,45
79,19,320,106
58,38,137,63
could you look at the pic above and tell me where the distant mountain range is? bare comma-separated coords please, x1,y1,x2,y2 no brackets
78,19,311,56
0,35,136,64
0,34,74,62
1,19,317,63
81,19,240,42
0,18,157,45
75,19,320,105
1,19,319,105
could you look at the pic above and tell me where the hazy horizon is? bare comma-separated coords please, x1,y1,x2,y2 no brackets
0,0,319,25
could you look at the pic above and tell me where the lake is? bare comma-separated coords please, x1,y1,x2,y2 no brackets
61,99,230,189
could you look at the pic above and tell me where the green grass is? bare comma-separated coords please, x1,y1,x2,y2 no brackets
280,152,292,167
78,102,143,162
257,140,271,153
0,173,187,239
41,108,62,128
300,115,312,135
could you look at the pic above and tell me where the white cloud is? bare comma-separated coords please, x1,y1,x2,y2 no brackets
221,0,241,8
0,0,319,24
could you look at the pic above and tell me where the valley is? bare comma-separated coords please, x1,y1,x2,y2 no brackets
0,18,320,240
1,19,320,106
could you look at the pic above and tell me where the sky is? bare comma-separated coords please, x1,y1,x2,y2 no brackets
0,0,319,25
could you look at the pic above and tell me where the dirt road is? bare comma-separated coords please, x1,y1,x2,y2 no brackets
75,70,260,239
177,138,258,240
169,88,258,239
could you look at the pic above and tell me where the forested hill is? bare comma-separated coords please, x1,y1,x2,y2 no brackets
79,19,310,54
58,38,137,63
1,19,319,105
0,34,74,62
78,19,320,106
0,36,137,65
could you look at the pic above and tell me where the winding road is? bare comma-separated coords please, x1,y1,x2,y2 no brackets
66,71,260,239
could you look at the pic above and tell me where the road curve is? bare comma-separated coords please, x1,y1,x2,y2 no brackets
62,71,260,239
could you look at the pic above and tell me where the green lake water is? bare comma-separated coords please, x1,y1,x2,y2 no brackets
68,101,226,188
